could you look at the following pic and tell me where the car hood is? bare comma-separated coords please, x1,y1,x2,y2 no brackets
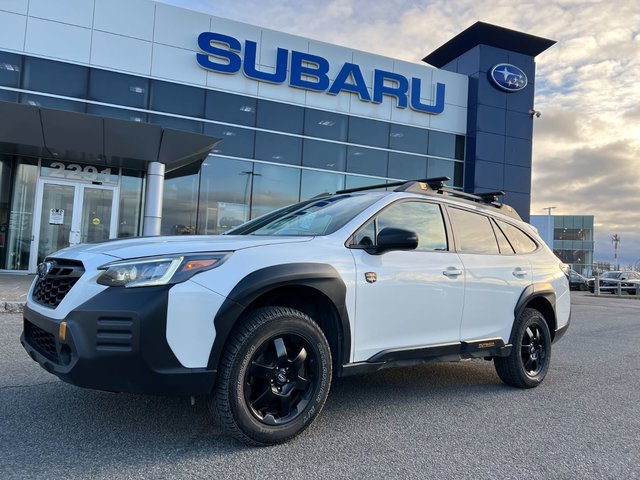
52,235,314,261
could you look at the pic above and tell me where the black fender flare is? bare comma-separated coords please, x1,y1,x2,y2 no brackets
509,283,557,343
207,263,351,371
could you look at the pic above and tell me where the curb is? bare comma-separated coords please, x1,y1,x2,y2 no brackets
1,302,24,314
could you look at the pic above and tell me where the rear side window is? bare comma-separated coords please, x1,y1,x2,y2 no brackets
492,220,515,254
496,220,538,254
448,208,499,254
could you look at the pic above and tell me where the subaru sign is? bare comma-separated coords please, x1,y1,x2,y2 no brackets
489,63,527,92
196,32,445,114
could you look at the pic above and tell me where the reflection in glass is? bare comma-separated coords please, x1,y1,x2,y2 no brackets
148,114,203,133
388,153,428,180
302,139,346,171
347,147,388,176
89,69,149,108
86,104,147,123
205,91,256,126
81,188,113,243
38,184,75,264
250,164,300,219
300,170,345,200
150,80,205,117
4,159,37,270
255,132,302,165
304,109,348,141
20,94,85,113
349,117,389,148
389,124,428,154
205,124,255,158
197,157,253,235
345,175,387,191
257,100,303,134
118,171,143,238
427,158,464,188
0,51,22,87
161,174,199,235
448,208,499,254
22,56,88,98
375,202,448,251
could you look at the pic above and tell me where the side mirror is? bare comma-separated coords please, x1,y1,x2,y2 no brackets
367,227,419,255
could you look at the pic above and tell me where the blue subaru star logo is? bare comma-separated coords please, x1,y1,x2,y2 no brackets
489,63,528,92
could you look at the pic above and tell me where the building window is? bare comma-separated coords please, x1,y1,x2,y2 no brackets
22,56,88,99
254,131,302,165
150,80,205,117
257,100,303,134
204,124,255,158
300,170,344,200
348,117,389,148
304,109,348,141
389,124,429,154
250,163,300,219
0,52,22,88
387,152,428,180
205,91,256,126
89,69,149,108
302,139,346,171
346,146,388,177
428,131,465,160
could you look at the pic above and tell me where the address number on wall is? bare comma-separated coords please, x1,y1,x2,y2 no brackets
43,162,116,185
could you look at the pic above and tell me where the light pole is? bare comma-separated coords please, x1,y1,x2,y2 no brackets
612,234,620,270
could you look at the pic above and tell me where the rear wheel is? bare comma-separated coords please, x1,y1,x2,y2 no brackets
213,307,332,446
494,308,551,388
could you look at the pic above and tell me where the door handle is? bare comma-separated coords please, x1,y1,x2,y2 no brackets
512,268,528,278
443,267,463,277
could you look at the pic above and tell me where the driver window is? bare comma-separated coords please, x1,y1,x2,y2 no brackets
353,201,448,251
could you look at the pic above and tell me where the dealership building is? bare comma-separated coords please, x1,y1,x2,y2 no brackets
0,0,554,272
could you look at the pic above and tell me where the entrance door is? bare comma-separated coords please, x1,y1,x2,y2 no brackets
30,179,119,270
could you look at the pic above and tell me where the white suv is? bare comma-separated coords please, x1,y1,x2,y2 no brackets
21,178,571,445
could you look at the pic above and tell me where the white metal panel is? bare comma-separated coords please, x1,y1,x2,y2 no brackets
305,87,351,114
390,103,432,129
24,17,91,63
209,16,262,50
154,2,210,50
93,0,155,41
308,39,354,81
458,253,532,342
349,88,392,121
91,30,152,75
433,68,468,107
351,248,465,362
166,281,226,368
259,28,308,68
0,10,26,52
206,69,259,96
429,104,467,135
0,0,28,15
152,43,207,86
257,77,307,104
352,50,395,85
28,0,94,28
393,60,435,102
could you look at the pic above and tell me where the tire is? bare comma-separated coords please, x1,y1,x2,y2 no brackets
213,306,332,446
580,283,588,291
494,308,551,388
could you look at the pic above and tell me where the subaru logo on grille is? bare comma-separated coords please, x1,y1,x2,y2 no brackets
37,261,54,280
489,63,528,92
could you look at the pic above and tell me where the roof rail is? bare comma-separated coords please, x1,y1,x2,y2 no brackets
336,177,450,195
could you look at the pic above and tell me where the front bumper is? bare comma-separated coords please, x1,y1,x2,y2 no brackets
21,286,216,396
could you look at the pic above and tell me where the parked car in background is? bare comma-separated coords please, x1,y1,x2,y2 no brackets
588,271,640,294
569,270,589,291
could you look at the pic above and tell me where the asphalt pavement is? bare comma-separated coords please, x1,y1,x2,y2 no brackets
1,291,638,479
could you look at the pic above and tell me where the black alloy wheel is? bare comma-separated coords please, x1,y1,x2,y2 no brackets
520,324,547,378
244,334,316,425
213,307,332,446
494,308,551,388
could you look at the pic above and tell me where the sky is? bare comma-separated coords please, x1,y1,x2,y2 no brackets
158,0,640,268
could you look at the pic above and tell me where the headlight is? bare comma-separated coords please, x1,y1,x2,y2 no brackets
97,253,230,287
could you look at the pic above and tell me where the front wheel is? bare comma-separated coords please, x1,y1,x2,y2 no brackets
494,308,551,388
213,307,332,446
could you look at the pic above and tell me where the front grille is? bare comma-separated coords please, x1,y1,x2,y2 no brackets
24,320,59,363
33,259,85,308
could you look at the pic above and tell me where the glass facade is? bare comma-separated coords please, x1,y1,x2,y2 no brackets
552,216,594,275
0,52,466,268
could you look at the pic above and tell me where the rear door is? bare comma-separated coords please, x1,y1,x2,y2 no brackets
350,200,465,362
446,207,533,343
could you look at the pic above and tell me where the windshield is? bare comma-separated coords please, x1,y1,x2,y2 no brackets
227,194,383,236
602,272,621,279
